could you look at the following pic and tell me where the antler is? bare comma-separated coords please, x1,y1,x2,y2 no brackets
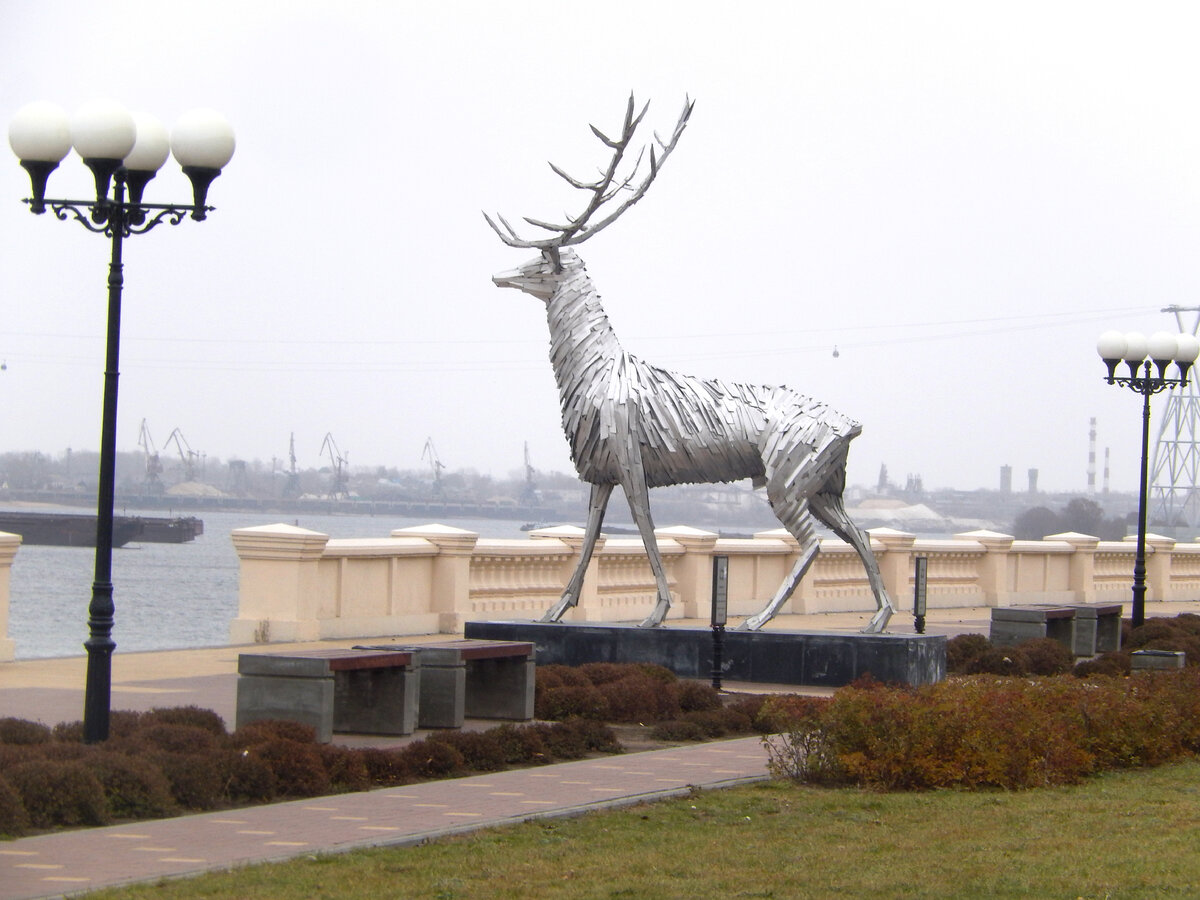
485,94,694,250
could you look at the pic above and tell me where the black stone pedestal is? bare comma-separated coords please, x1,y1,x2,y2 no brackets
464,621,945,688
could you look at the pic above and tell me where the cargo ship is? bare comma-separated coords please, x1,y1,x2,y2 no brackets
0,512,202,547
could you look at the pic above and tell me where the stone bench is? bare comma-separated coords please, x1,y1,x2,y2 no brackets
236,648,420,742
990,604,1123,656
356,640,535,729
1131,649,1186,671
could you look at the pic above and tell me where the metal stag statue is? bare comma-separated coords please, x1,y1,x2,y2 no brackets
486,96,895,633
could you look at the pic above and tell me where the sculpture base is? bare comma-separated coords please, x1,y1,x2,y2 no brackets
464,621,945,688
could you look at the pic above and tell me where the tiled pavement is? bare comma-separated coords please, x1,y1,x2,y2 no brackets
0,736,770,899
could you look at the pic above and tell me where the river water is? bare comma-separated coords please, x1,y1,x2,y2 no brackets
5,507,536,661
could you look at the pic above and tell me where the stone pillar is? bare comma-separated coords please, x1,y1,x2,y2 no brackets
230,524,330,644
1143,533,1177,602
0,532,20,662
656,526,718,618
955,530,1015,607
1049,532,1100,604
394,524,479,632
529,525,606,622
868,528,917,603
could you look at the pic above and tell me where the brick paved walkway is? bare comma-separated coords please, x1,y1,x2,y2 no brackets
0,736,770,900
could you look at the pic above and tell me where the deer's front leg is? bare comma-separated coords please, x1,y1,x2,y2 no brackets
540,482,613,623
616,453,673,627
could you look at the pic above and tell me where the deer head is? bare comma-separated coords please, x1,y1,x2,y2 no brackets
485,94,694,274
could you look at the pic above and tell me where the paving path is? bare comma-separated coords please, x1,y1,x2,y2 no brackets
0,736,770,899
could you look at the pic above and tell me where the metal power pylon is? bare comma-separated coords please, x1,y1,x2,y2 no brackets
1149,305,1200,528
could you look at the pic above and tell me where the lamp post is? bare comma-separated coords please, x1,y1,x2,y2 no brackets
1097,329,1200,628
8,100,234,743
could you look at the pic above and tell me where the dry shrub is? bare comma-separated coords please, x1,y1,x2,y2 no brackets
141,706,227,737
428,730,509,772
578,662,635,685
677,680,722,712
231,719,318,747
0,775,30,837
152,752,225,810
552,719,621,755
964,647,1027,677
596,673,680,722
89,751,178,820
6,759,110,828
358,748,412,786
0,717,52,745
535,664,590,689
250,739,330,798
134,723,220,756
726,694,770,730
223,749,278,803
535,684,609,721
946,634,992,675
50,709,144,744
0,744,38,769
1016,637,1076,676
1074,651,1131,678
651,720,706,742
318,745,372,793
755,694,832,732
401,739,465,778
680,707,753,738
489,724,551,765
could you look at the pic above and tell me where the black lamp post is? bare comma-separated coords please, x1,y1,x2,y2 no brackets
8,100,234,743
1097,329,1200,628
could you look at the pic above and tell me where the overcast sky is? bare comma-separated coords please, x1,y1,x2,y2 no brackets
3,1,1200,494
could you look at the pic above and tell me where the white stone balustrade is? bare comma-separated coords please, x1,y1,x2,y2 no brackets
228,523,1200,645
0,530,19,661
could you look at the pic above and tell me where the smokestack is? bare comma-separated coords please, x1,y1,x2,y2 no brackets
1028,468,1039,494
1088,417,1097,493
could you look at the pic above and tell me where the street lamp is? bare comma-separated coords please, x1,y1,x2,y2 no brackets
8,99,234,743
1097,329,1200,628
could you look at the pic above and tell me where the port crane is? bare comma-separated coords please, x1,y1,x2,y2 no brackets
520,441,539,505
281,432,301,498
320,432,350,499
136,419,163,491
422,437,446,497
164,427,202,482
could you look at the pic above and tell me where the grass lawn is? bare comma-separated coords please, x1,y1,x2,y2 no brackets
91,759,1200,899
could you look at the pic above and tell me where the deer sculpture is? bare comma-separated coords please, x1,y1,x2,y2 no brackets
486,96,895,633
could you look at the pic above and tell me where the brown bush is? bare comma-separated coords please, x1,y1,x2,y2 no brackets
755,694,832,732
535,664,591,689
230,719,318,747
50,709,144,744
427,730,509,772
1015,637,1075,676
89,751,178,820
134,723,220,756
651,720,706,742
535,683,609,721
318,745,372,793
1074,651,1131,678
250,740,330,798
357,747,413,786
0,717,52,745
549,719,621,755
596,673,680,722
6,759,110,828
681,707,754,737
401,740,466,778
946,634,992,675
223,749,278,803
488,724,551,765
964,647,1026,676
677,680,722,712
578,662,636,685
141,706,227,737
152,752,225,810
0,775,30,837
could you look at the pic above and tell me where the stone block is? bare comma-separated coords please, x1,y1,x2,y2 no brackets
1131,649,1186,670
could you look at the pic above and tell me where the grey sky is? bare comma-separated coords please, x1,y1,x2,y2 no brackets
2,1,1198,494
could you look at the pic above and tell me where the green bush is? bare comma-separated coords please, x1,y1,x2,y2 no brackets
6,759,110,828
0,775,30,837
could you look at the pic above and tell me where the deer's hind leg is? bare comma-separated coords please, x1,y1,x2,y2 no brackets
736,502,822,631
540,482,613,623
810,491,895,633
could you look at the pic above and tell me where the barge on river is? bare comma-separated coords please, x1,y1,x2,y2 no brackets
0,512,202,547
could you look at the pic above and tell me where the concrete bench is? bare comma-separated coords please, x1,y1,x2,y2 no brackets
356,640,535,729
236,648,420,742
1131,649,1186,671
990,606,1077,650
1064,603,1123,655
